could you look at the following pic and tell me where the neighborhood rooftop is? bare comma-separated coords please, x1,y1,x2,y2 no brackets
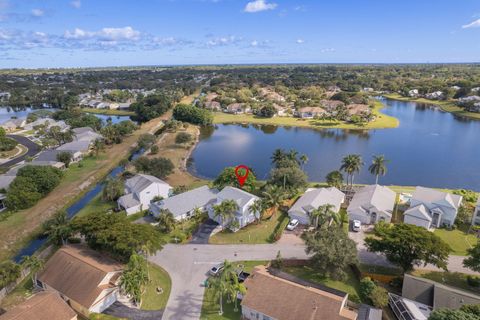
216,186,259,208
411,186,462,210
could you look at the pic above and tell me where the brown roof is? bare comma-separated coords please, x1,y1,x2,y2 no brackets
37,245,123,309
320,100,344,110
298,106,326,113
0,291,77,320
346,104,370,115
241,266,357,320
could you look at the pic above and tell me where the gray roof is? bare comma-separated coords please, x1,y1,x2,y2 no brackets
347,184,396,215
118,193,140,209
72,127,103,143
289,187,344,215
72,127,95,135
154,185,218,217
357,305,382,320
57,140,91,152
125,174,170,194
411,187,462,211
36,150,74,162
216,186,259,208
404,204,432,222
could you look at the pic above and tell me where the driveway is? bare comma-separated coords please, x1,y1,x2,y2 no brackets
149,243,307,320
103,301,164,320
189,219,218,244
0,135,40,168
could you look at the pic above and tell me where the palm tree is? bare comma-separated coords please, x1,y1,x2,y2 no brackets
214,200,239,230
42,210,72,245
300,154,309,170
288,149,299,163
120,253,149,306
271,148,286,165
92,138,105,157
309,204,340,229
369,155,388,184
262,185,285,215
340,154,364,187
249,199,264,223
325,170,344,188
157,209,176,233
210,260,240,315
20,255,44,285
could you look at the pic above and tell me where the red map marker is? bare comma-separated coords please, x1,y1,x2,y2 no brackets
234,165,250,187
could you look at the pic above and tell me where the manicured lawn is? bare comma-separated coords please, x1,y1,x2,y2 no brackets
61,155,108,184
76,193,117,217
90,314,127,320
200,260,268,320
141,263,172,311
282,265,362,303
411,270,480,294
433,226,477,256
359,263,402,276
81,107,135,116
0,277,34,310
213,101,399,130
209,213,289,244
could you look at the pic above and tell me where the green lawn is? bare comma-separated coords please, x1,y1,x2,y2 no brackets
81,107,135,116
433,226,477,256
76,193,117,217
0,277,34,310
141,263,172,311
200,260,269,320
61,155,108,184
359,263,402,276
90,314,126,320
209,213,289,244
411,270,480,294
213,101,399,130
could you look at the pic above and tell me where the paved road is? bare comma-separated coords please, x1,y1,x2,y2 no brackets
104,301,164,320
149,243,307,320
189,220,218,244
0,135,40,168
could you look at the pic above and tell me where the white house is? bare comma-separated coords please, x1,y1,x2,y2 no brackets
404,187,462,229
425,91,443,100
150,185,218,220
408,89,419,98
295,107,326,119
347,185,396,224
472,198,480,226
207,186,260,231
288,187,345,225
37,245,123,318
117,174,172,215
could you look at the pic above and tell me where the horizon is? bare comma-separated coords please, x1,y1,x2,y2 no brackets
1,0,480,68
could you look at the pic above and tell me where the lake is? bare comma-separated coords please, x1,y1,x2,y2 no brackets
189,98,480,191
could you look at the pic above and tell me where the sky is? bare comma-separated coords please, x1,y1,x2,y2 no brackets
0,0,479,68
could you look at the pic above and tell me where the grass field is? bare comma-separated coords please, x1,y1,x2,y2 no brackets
213,101,399,130
141,263,172,311
209,213,289,244
411,270,480,294
383,93,480,120
81,107,135,116
75,193,117,217
434,225,478,256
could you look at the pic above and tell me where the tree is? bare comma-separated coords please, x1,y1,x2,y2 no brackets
42,210,72,245
157,209,177,233
369,155,388,184
92,138,105,156
150,145,159,154
302,227,358,280
134,156,174,179
16,165,62,195
175,132,192,144
20,255,44,285
359,277,376,302
310,204,341,229
249,199,264,223
340,154,364,187
269,166,307,190
262,185,285,215
209,260,242,315
0,261,21,288
102,177,124,202
271,148,287,165
464,242,480,272
213,166,257,191
300,154,308,170
365,223,451,272
370,286,389,308
429,309,480,320
173,103,213,125
131,93,173,122
137,134,157,150
56,151,73,168
214,200,239,230
120,253,149,306
259,105,276,118
5,176,42,210
326,170,344,188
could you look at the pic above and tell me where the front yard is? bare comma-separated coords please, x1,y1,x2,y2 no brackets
208,213,289,244
433,225,478,256
141,263,172,310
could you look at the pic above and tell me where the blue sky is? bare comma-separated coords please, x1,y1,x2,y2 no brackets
0,0,479,68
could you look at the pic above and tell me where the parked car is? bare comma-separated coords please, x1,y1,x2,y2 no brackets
352,220,361,232
286,218,299,231
209,263,224,276
238,271,250,283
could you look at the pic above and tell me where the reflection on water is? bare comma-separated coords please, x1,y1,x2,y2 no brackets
189,99,480,191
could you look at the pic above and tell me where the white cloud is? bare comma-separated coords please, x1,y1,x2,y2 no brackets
250,40,258,47
64,28,94,39
64,26,140,41
320,47,335,53
296,38,304,44
207,35,239,46
462,19,480,29
71,0,81,9
244,0,277,13
31,8,44,17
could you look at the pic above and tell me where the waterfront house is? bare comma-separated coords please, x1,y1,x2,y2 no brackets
295,106,326,119
408,89,419,98
403,187,462,229
425,91,444,100
346,104,371,116
224,103,250,114
0,291,77,320
204,101,221,111
36,149,82,163
57,140,92,155
272,103,289,116
37,245,123,318
347,185,396,224
471,198,480,226
1,118,27,132
150,185,218,220
241,266,358,320
24,118,70,132
320,100,345,113
72,127,103,144
288,187,345,225
207,186,260,231
117,174,173,215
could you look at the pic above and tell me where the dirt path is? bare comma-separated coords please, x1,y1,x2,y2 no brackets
0,116,165,261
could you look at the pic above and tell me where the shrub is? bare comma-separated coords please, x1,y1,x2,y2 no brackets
369,286,389,308
173,103,213,125
134,156,174,179
467,275,480,287
0,136,18,151
259,105,276,118
0,261,21,288
150,145,159,154
359,277,376,302
175,132,192,144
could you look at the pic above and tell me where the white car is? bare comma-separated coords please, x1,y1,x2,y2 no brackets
352,220,361,232
286,219,299,231
209,263,224,276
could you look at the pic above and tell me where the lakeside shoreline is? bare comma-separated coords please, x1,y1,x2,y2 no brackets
383,93,480,121
213,100,399,130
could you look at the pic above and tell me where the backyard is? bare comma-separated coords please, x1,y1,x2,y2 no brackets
411,270,480,294
433,224,478,256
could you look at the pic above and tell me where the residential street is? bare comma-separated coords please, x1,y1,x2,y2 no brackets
0,134,40,168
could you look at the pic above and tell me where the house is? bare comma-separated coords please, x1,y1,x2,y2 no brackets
272,103,289,116
0,194,6,212
207,186,260,231
241,266,358,320
295,106,326,119
204,101,221,111
57,140,92,154
150,185,218,220
288,187,345,225
224,103,249,114
36,149,82,163
346,104,371,116
0,175,15,191
408,89,419,98
425,91,443,100
320,100,345,113
347,185,396,224
471,198,480,226
1,118,27,132
117,174,173,215
403,187,462,229
389,274,480,320
24,119,70,132
37,245,123,317
72,127,103,144
0,291,77,320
